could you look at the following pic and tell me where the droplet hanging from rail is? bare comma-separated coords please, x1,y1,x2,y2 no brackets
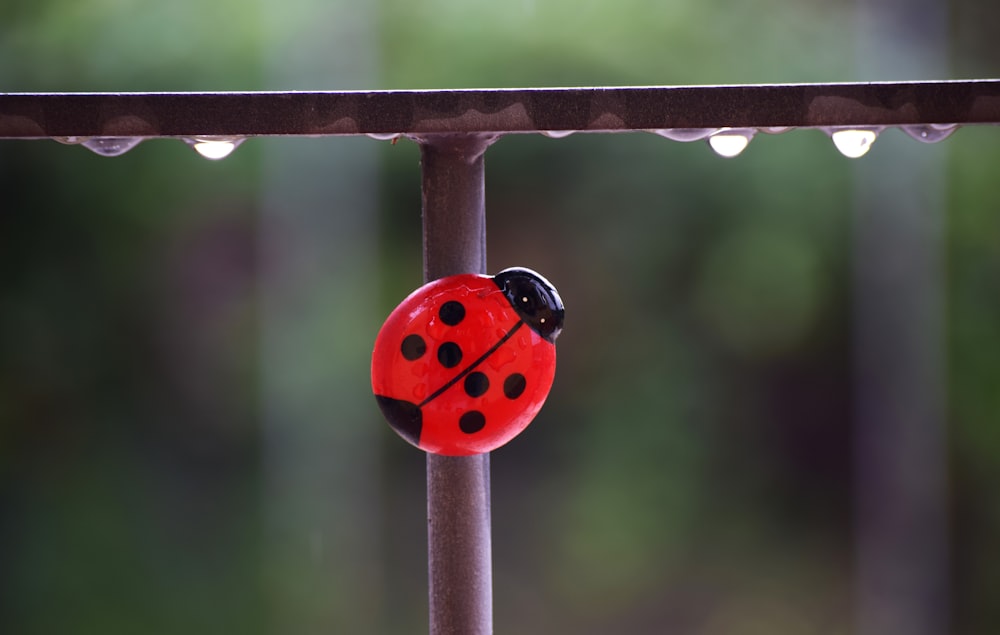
185,137,245,160
829,129,879,158
81,137,144,157
653,128,718,142
366,133,401,142
901,123,957,144
708,129,754,158
540,130,576,139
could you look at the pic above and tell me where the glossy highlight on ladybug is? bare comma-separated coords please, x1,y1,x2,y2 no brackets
371,267,564,456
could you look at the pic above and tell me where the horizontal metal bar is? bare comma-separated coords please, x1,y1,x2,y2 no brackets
1,80,998,139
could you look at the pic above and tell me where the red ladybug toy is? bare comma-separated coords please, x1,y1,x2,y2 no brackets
371,267,564,455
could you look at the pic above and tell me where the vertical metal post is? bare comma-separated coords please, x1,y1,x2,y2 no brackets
420,133,498,635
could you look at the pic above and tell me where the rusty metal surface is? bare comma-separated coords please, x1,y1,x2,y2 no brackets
1,80,998,139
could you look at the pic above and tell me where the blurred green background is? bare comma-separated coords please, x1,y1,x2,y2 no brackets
2,0,1000,633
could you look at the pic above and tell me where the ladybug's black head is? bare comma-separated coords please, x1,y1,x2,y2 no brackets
493,267,564,343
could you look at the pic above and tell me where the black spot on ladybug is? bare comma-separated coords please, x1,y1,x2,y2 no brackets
439,300,466,326
400,334,427,361
464,372,490,398
374,395,422,446
437,341,463,368
459,410,486,434
503,373,527,399
493,268,565,343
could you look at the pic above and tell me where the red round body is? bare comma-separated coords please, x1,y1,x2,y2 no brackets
371,271,560,455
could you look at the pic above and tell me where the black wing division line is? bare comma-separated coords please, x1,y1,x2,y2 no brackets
418,320,525,408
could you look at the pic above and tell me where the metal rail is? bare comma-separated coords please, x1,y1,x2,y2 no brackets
1,80,999,139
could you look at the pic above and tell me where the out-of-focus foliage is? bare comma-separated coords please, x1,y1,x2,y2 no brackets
378,0,854,86
2,1,999,634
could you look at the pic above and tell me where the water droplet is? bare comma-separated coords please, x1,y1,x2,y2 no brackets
53,136,88,145
829,129,878,158
366,133,401,141
901,123,957,144
653,128,718,142
81,137,144,157
541,130,576,139
708,129,754,158
760,126,792,135
186,137,245,160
